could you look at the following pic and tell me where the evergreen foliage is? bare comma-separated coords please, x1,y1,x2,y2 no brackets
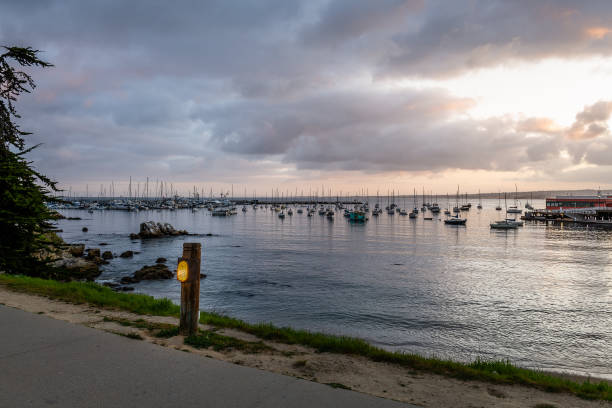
0,46,57,274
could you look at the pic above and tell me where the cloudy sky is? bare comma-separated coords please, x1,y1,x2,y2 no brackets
3,0,612,196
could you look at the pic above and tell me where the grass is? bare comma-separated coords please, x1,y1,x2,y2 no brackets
1,274,611,401
185,330,271,353
198,313,612,401
0,274,179,316
325,382,351,390
155,326,180,338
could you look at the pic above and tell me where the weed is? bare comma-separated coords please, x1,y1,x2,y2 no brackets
184,330,271,353
325,383,351,390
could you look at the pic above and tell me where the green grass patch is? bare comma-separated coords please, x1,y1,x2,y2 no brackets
325,382,351,390
185,330,271,353
199,312,612,401
1,274,610,401
102,316,179,339
0,274,178,316
155,326,180,338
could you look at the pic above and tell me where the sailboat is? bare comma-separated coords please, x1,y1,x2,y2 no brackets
507,185,522,214
400,192,408,215
445,186,467,225
421,187,427,212
491,193,518,229
477,190,482,209
495,191,502,211
410,188,418,218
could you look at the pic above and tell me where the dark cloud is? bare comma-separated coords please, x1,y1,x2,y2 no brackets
382,0,612,78
2,0,612,188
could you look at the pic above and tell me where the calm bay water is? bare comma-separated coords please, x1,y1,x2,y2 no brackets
56,199,612,379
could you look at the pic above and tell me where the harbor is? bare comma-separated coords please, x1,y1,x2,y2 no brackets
50,196,612,381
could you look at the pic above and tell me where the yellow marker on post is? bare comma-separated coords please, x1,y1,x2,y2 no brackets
177,243,202,336
177,260,189,282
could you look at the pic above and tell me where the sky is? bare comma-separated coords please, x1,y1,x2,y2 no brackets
2,0,612,197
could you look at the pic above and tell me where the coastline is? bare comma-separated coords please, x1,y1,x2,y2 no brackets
1,275,610,407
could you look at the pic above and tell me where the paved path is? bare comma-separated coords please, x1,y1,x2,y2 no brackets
0,305,413,407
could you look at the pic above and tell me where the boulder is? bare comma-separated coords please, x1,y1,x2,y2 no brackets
86,248,100,258
102,251,113,260
130,221,188,239
50,257,101,281
89,256,108,265
119,250,134,258
134,264,173,281
69,244,85,257
82,227,88,232
155,257,167,264
120,264,173,284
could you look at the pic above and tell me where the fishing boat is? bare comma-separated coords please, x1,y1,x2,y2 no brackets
349,210,367,222
212,207,230,216
297,208,303,214
278,210,285,219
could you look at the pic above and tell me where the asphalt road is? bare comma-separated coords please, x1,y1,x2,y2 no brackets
0,305,414,407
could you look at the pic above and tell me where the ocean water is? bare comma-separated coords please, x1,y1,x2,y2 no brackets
55,199,612,379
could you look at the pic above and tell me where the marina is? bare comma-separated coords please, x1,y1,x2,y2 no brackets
52,197,612,380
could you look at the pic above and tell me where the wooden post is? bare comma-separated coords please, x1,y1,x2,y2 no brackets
178,242,201,336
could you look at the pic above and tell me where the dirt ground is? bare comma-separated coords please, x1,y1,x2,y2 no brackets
1,286,609,408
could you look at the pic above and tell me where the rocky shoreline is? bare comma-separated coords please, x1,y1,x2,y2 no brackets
40,221,192,290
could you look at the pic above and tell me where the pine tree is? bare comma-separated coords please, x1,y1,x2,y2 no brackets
0,46,58,275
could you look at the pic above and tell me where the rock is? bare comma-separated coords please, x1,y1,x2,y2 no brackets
155,257,167,264
69,244,85,257
119,250,134,258
134,264,173,281
82,227,88,232
89,256,108,265
119,286,135,292
120,264,173,284
86,248,100,257
67,217,82,220
50,257,101,281
102,251,113,260
130,221,188,239
200,273,207,279
99,242,108,246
